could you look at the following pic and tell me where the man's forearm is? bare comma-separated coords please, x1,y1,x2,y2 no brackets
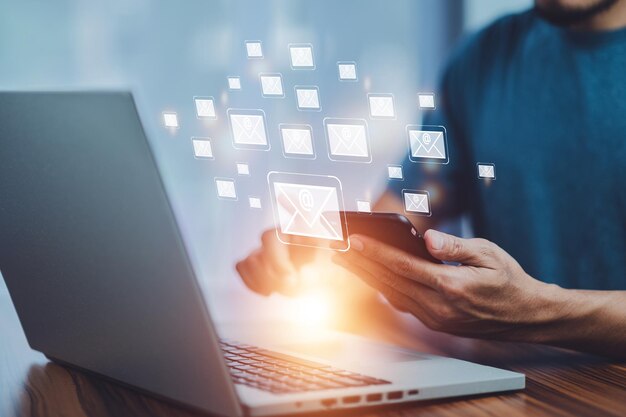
531,285,626,359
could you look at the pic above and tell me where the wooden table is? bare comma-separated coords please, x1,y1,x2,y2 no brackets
1,289,625,417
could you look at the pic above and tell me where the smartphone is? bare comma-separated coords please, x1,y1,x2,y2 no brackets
344,211,442,264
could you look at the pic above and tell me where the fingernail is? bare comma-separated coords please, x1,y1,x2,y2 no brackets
350,236,364,251
428,230,444,250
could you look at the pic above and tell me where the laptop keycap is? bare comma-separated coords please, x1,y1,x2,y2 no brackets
219,339,390,394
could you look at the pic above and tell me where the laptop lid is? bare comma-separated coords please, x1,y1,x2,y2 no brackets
0,91,242,416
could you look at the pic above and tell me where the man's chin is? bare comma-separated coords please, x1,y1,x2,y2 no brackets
534,0,618,26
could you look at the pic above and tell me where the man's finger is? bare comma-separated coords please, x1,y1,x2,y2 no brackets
260,229,309,296
332,255,439,327
347,234,451,291
335,250,446,309
424,229,497,267
261,229,296,276
236,253,272,296
259,250,301,296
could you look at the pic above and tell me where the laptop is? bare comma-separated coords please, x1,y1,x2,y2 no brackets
0,92,524,416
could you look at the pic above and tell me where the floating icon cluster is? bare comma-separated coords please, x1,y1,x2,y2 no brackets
162,41,495,249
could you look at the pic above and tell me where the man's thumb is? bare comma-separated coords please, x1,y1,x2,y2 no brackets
424,229,490,266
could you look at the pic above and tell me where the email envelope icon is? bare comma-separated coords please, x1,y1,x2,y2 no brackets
388,165,403,180
260,74,284,97
273,182,342,241
280,125,314,157
325,119,371,162
403,190,431,216
194,97,216,119
215,178,237,200
289,44,314,69
295,87,320,110
228,76,241,90
163,112,178,128
236,163,250,175
228,109,269,150
368,94,395,119
192,138,213,159
338,62,357,81
418,93,436,109
356,200,371,213
477,163,496,179
246,41,263,58
408,127,447,162
248,197,262,209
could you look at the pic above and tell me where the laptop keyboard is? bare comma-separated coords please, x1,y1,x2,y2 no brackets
220,339,391,394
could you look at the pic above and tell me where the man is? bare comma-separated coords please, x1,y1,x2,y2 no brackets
236,0,626,359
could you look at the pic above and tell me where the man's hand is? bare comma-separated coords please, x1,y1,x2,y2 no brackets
332,230,563,340
333,230,626,359
235,229,379,303
235,229,303,296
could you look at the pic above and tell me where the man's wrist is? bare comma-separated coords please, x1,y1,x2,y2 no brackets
520,280,581,344
527,281,608,346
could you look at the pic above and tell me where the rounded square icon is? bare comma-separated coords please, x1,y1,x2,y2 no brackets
289,43,315,70
236,162,250,176
245,40,263,59
477,162,496,180
337,61,358,81
418,93,436,110
267,171,349,251
162,112,179,128
279,124,316,159
323,118,372,163
356,200,372,214
228,76,242,90
191,137,214,160
259,73,285,98
368,93,396,119
294,86,321,111
387,165,404,181
248,196,262,209
402,189,431,217
227,109,270,151
215,177,237,201
407,125,449,165
193,96,217,120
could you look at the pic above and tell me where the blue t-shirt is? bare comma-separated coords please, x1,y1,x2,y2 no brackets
392,10,626,290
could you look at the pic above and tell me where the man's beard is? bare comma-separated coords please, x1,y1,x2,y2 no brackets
534,0,619,26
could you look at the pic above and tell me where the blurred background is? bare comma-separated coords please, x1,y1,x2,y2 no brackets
0,0,532,324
